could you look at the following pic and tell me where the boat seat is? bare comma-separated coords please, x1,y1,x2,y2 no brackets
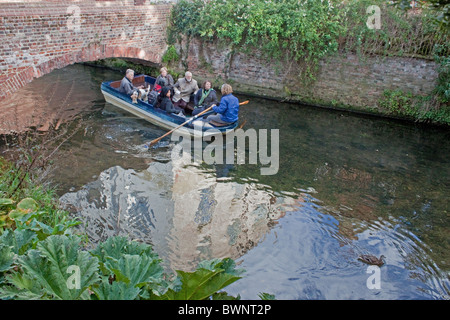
109,75,147,90
209,120,230,127
110,81,121,89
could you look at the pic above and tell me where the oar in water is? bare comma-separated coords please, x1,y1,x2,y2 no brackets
146,100,249,147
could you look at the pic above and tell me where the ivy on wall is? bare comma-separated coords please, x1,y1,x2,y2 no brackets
167,0,448,81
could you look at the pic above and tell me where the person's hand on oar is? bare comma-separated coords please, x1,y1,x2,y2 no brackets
146,100,249,148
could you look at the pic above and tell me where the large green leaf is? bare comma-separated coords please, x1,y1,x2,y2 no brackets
159,268,242,300
93,278,141,300
0,228,37,255
197,258,245,276
104,254,163,288
90,236,164,300
0,244,14,273
91,236,160,262
8,198,39,220
6,235,99,300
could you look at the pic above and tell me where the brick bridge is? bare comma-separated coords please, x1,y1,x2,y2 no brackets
0,0,174,101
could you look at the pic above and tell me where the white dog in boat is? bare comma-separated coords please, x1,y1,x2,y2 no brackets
131,83,150,104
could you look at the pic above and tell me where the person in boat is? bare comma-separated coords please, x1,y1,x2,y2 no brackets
158,86,185,116
155,67,174,91
118,69,144,96
192,80,218,116
172,71,199,111
206,84,239,126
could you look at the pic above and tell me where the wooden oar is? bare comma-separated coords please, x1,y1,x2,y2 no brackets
147,100,249,147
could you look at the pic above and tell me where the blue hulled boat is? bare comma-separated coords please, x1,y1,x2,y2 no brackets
100,74,238,137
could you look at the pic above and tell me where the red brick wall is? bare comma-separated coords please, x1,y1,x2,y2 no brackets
0,0,173,101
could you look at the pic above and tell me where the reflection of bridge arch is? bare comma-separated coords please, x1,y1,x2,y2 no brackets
0,1,172,101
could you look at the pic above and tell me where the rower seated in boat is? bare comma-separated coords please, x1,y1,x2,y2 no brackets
206,84,239,126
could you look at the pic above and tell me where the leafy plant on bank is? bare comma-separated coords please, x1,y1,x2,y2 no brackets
0,231,253,300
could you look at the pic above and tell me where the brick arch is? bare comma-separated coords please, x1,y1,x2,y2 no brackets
35,44,163,78
0,1,173,101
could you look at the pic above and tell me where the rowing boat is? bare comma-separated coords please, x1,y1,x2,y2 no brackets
100,74,238,137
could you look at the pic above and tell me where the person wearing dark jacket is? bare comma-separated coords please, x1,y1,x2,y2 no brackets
192,80,218,116
155,67,174,89
158,86,185,115
118,69,144,96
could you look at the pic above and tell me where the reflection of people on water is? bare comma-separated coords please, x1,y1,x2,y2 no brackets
206,84,239,126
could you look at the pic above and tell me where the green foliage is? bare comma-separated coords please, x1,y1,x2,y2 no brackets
390,0,449,29
433,44,450,103
0,194,79,240
170,0,345,80
378,89,450,124
0,230,259,300
90,236,164,300
379,90,416,116
0,235,99,300
0,156,76,231
0,229,37,256
155,258,243,300
169,0,447,81
0,244,14,273
162,45,180,65
258,292,276,300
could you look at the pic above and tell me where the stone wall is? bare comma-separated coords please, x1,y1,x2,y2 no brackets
176,38,438,114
